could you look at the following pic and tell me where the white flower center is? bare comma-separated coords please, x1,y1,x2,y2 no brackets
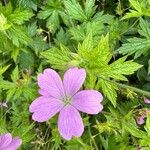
63,97,72,106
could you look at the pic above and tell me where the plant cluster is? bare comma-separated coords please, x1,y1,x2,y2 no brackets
1,0,150,149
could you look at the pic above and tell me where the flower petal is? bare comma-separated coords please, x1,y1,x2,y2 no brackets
4,138,22,150
63,68,86,96
29,96,63,122
73,90,103,114
38,69,65,99
0,133,12,148
137,115,146,125
144,97,150,104
58,105,84,140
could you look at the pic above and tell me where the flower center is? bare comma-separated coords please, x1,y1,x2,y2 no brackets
63,97,72,106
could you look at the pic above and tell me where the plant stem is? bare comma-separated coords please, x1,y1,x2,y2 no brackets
99,77,150,97
87,116,99,150
115,82,150,97
76,138,87,147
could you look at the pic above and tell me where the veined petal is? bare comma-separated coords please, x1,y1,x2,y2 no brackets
144,97,150,104
58,105,84,140
137,115,146,125
63,68,86,96
0,133,12,149
4,138,22,150
29,96,63,122
38,69,65,99
73,90,103,114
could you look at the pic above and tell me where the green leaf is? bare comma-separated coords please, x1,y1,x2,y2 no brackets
0,79,15,89
11,66,19,82
129,0,142,12
0,65,10,75
37,0,66,33
100,79,118,107
46,10,60,31
11,47,20,62
37,9,52,19
145,114,150,136
78,32,93,55
96,34,112,64
41,28,142,107
17,50,35,69
117,38,150,58
0,13,11,31
64,0,87,22
139,18,150,38
15,0,37,10
109,56,142,81
84,0,96,19
124,122,146,139
7,25,33,47
121,0,150,19
8,9,33,25
41,45,74,70
148,59,150,75
121,10,142,20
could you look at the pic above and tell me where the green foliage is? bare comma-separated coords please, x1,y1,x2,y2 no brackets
118,18,150,58
122,0,150,19
1,0,150,149
37,0,69,33
42,34,142,106
64,0,96,22
0,67,37,101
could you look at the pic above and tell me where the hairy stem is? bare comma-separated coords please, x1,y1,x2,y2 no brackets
115,82,150,97
99,77,150,97
87,116,99,150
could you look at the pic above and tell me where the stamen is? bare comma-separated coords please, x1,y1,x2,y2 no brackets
63,97,72,106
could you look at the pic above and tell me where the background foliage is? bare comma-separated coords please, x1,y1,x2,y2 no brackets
1,0,150,149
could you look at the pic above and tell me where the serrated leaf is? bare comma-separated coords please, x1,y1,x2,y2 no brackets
84,0,96,19
77,34,112,69
11,66,19,82
64,0,87,22
42,33,142,106
145,114,150,136
37,0,65,33
17,50,35,69
122,0,150,19
117,38,150,58
0,79,15,89
0,13,11,31
121,10,142,20
96,34,112,64
15,0,37,10
46,10,60,32
37,9,52,19
78,32,93,55
109,56,142,80
54,28,70,45
7,26,33,47
8,9,33,25
0,65,10,75
100,79,118,107
41,45,73,70
129,0,142,12
139,18,150,38
148,59,150,75
11,48,20,62
124,122,146,139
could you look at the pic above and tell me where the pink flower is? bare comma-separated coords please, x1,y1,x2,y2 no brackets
137,115,146,125
0,102,8,108
144,97,150,104
29,68,103,140
0,133,22,150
